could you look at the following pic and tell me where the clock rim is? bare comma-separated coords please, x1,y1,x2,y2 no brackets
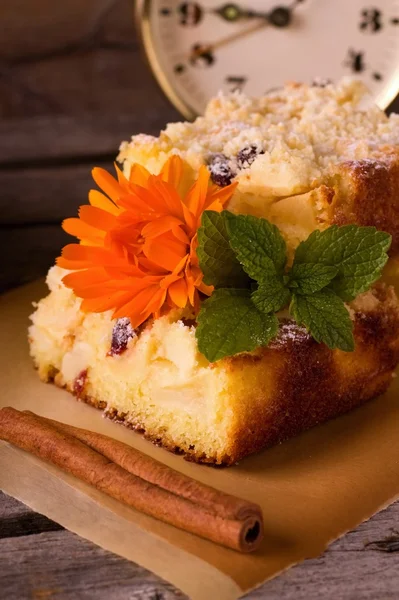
135,0,399,119
135,0,197,119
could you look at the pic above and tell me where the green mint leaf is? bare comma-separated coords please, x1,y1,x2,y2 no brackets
289,263,339,295
224,212,287,282
290,289,354,352
294,225,391,301
196,288,279,362
251,277,291,314
197,211,250,288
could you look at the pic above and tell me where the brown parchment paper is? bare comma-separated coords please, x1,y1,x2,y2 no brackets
1,280,399,600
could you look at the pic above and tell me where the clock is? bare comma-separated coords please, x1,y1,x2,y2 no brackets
136,0,399,119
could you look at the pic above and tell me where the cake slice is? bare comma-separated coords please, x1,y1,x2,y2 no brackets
29,79,399,465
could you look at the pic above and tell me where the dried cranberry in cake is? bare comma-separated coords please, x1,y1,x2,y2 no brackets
109,317,136,356
236,145,264,169
207,153,234,187
73,369,87,398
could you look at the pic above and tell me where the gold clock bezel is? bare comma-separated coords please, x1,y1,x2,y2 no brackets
135,0,399,117
135,0,197,120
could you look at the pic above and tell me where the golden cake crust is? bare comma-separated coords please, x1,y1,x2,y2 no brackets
39,285,399,466
330,151,399,256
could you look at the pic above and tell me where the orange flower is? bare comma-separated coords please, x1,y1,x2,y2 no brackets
57,156,237,327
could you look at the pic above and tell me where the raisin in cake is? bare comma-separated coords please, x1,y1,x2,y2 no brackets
29,79,399,465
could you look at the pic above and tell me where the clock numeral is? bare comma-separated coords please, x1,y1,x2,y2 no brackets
359,8,383,32
179,3,203,26
264,86,282,94
344,49,366,73
190,44,215,68
312,77,332,88
225,76,247,93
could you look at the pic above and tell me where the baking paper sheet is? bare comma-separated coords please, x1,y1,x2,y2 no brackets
1,280,399,599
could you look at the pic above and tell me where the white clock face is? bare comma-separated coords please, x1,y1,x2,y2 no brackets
143,0,399,117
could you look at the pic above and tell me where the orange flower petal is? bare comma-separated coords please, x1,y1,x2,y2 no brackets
149,178,185,219
160,155,183,188
198,281,213,296
92,167,125,202
79,205,118,232
161,155,194,198
206,181,238,209
141,215,184,239
89,190,120,216
144,287,168,314
113,284,161,324
168,278,188,308
184,165,210,217
138,256,168,275
114,162,130,190
202,199,224,214
172,223,190,245
62,268,109,290
128,163,151,187
62,218,105,245
81,291,135,314
56,244,92,269
144,233,187,272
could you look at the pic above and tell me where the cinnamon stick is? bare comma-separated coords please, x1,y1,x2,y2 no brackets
25,411,256,522
0,407,263,552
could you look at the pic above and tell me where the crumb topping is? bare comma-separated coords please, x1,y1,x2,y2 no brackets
118,79,399,195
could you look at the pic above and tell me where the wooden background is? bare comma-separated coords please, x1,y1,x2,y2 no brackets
0,0,181,292
1,1,399,598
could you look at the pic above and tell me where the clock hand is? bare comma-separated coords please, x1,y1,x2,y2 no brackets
212,3,245,22
189,20,269,62
190,1,307,64
212,1,306,24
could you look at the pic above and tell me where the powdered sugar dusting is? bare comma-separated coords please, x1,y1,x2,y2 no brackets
271,320,310,347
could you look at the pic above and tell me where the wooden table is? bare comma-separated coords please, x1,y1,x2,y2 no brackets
2,491,399,599
1,1,399,597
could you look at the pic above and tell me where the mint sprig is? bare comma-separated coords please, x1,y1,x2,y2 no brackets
197,211,250,288
195,211,391,362
224,212,287,280
196,289,278,363
251,277,291,314
290,290,354,352
289,263,339,295
293,225,391,301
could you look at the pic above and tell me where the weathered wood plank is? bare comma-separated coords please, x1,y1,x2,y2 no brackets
0,163,111,225
0,225,69,292
1,490,399,599
0,112,176,166
247,503,399,599
0,0,179,123
0,491,29,519
0,513,63,540
0,492,63,539
0,529,185,600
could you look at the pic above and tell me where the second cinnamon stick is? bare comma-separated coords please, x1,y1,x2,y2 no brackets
0,407,263,552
